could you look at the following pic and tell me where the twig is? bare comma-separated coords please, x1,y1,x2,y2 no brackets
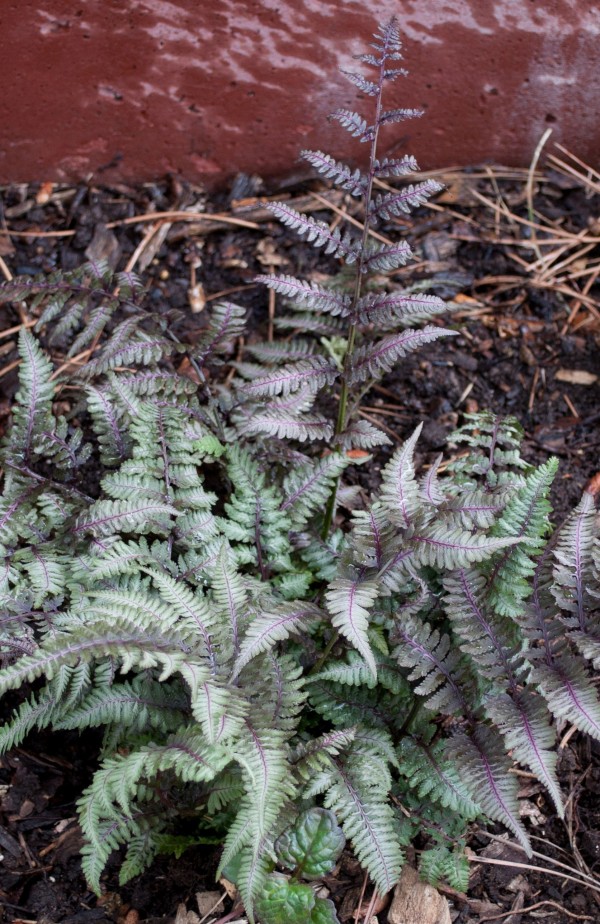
480,899,593,922
525,128,553,260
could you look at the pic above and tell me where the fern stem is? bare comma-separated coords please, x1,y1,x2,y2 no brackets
321,55,387,539
310,629,340,676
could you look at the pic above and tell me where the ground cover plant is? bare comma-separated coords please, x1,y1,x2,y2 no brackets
1,16,600,924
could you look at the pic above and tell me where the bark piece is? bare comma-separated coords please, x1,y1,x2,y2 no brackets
387,866,451,924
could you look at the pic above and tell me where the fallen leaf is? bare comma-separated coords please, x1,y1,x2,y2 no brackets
555,368,598,385
36,181,55,205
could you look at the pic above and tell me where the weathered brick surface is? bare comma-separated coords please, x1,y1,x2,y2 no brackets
1,2,598,186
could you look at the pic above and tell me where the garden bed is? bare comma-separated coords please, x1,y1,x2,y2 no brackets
1,151,599,924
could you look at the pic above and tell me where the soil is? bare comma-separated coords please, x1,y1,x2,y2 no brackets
0,161,599,924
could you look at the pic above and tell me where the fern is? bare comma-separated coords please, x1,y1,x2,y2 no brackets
0,15,599,924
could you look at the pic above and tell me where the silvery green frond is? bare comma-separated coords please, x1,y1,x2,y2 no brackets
281,453,349,527
412,525,520,569
194,300,247,365
274,313,347,335
552,491,596,630
7,329,55,463
301,149,366,194
485,691,562,816
233,602,323,678
338,419,392,449
445,728,531,855
243,411,333,443
245,339,315,363
325,577,379,677
379,424,423,527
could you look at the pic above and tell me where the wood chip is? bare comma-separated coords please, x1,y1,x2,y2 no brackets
195,890,225,916
387,866,452,924
555,368,598,385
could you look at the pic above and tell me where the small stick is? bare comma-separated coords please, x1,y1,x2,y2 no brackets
526,127,553,260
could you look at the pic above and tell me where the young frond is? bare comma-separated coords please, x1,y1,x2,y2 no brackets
266,202,358,259
194,300,247,365
378,424,423,527
348,327,457,384
486,458,558,618
397,737,480,819
301,150,366,195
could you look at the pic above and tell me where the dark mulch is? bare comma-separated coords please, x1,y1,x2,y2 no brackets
1,162,599,923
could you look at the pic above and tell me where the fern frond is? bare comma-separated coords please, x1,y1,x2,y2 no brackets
233,603,322,678
348,327,456,383
378,107,424,127
281,453,349,526
378,424,423,527
266,202,358,260
194,301,246,365
360,241,413,274
301,150,365,195
486,458,558,618
340,71,379,97
256,273,352,315
8,329,55,463
370,180,443,221
373,155,418,178
243,411,333,443
73,499,178,537
412,526,519,569
552,492,596,631
324,755,403,895
329,109,373,143
356,290,447,326
242,356,337,398
484,691,563,816
445,729,531,854
325,577,379,678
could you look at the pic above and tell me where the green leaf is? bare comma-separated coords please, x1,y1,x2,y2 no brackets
311,896,341,924
254,873,316,924
275,808,345,879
